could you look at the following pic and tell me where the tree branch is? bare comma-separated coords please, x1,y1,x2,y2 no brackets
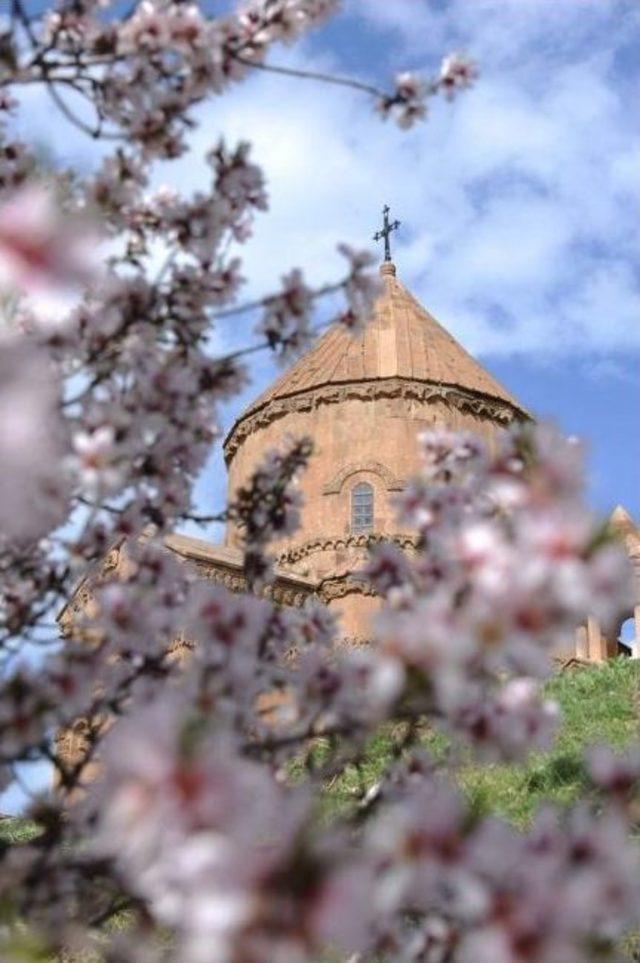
232,53,386,100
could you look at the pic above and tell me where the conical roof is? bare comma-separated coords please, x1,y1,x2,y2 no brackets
225,262,527,462
247,263,522,414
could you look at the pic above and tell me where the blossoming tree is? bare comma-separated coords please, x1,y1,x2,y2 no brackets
0,2,638,961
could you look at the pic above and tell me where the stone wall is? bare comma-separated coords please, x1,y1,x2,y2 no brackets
224,381,515,643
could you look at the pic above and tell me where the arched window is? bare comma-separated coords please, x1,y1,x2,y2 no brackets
351,482,374,533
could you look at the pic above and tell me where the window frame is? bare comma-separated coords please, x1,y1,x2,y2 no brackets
351,481,374,533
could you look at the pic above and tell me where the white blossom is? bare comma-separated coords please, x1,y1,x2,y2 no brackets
438,53,479,100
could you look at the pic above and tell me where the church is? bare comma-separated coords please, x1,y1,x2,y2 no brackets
61,220,640,663
161,245,640,664
57,232,640,785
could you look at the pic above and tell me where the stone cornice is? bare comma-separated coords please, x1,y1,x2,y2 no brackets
193,559,315,608
277,532,418,567
164,532,318,607
165,532,318,589
223,376,528,466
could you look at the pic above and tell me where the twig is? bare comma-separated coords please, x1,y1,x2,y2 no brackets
233,53,385,101
11,0,38,49
45,80,122,141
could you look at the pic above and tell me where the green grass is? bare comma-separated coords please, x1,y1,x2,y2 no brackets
4,661,640,837
462,658,640,823
2,660,640,961
0,816,41,844
318,658,640,825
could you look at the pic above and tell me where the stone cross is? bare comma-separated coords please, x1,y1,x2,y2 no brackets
373,204,400,262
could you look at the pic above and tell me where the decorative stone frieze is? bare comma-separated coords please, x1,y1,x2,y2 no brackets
198,561,311,608
317,573,378,603
224,376,526,465
277,532,418,567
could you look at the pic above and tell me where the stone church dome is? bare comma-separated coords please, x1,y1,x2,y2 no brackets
224,261,528,642
224,262,524,465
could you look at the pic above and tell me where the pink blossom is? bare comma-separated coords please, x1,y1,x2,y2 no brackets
92,702,286,961
0,186,98,316
378,71,429,129
0,137,34,193
588,744,640,802
71,425,123,495
0,339,69,541
336,243,380,332
438,53,479,99
257,268,314,358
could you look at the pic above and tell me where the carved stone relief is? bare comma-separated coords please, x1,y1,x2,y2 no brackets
224,377,527,465
277,532,418,567
318,574,378,602
196,559,314,607
321,461,405,495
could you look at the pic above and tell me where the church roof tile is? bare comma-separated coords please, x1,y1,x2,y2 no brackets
240,263,524,420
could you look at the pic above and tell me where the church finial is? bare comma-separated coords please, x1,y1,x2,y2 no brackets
373,204,400,263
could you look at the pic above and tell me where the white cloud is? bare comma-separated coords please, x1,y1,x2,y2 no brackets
163,24,636,361
7,2,639,362
353,0,635,70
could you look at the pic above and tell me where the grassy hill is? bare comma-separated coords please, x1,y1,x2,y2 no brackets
322,657,640,825
464,657,640,823
4,660,639,838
